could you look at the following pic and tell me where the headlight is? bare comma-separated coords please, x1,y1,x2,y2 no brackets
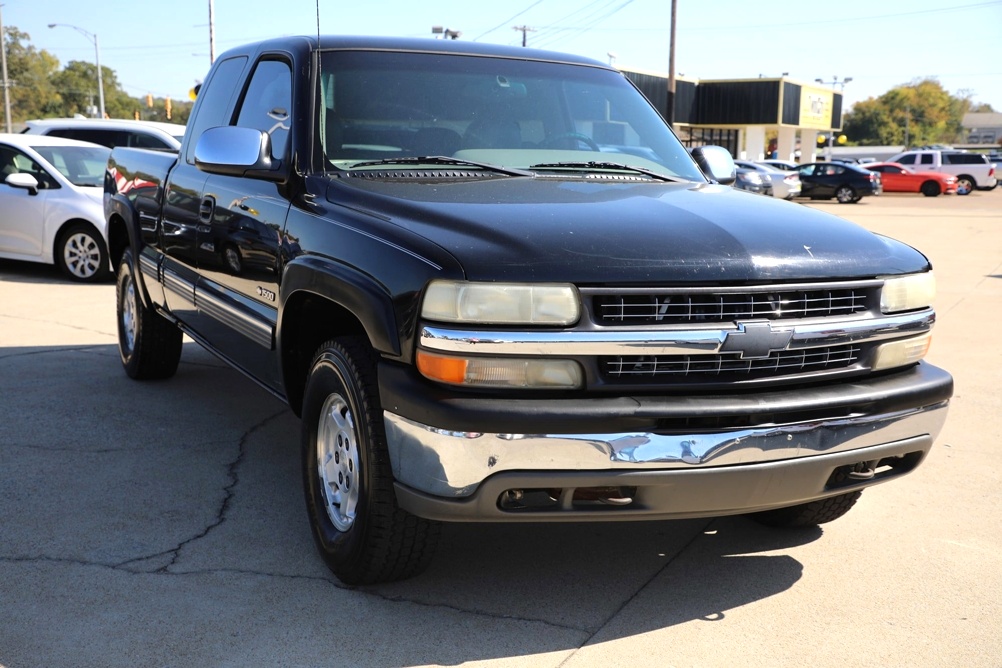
880,272,935,313
422,280,580,325
872,333,932,371
416,350,583,389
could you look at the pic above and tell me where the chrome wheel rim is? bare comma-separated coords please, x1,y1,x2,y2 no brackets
956,179,973,195
63,232,101,278
121,274,137,354
836,187,853,203
317,393,360,532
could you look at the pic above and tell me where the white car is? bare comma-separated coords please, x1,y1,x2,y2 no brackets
735,160,802,199
0,134,111,281
22,118,184,151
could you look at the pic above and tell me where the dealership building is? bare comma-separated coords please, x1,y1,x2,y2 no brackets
624,70,845,163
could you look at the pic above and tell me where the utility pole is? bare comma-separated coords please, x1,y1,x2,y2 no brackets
0,4,13,133
208,0,216,63
512,25,535,47
665,0,677,125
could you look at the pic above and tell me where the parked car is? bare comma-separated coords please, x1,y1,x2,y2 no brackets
0,134,111,281
735,160,801,199
886,149,996,194
759,159,799,171
732,166,773,196
860,162,957,196
795,161,882,203
22,118,184,152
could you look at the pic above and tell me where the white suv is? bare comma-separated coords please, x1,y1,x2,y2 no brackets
22,118,184,152
887,149,997,194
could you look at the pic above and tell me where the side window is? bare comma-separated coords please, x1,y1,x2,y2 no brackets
184,55,249,164
130,133,171,150
919,154,934,165
236,59,292,160
897,154,915,165
0,147,58,189
47,128,123,149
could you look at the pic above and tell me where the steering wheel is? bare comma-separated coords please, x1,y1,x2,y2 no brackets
540,132,600,151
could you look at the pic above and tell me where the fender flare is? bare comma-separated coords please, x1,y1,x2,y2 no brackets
279,255,402,358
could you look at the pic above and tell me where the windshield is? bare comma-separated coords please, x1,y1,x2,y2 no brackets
33,145,111,187
317,50,706,182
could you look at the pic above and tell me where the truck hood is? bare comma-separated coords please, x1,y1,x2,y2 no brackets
327,175,930,283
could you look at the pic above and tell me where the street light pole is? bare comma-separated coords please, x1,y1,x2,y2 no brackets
48,23,104,119
1,4,13,132
814,76,852,161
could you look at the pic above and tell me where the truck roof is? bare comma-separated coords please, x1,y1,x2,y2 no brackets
216,34,612,70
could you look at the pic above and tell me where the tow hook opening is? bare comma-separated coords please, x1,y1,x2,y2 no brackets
827,450,925,490
498,486,638,512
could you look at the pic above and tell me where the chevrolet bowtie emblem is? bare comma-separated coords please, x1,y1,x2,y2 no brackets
720,321,793,359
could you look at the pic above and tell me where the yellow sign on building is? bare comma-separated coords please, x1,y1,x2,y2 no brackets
799,86,835,130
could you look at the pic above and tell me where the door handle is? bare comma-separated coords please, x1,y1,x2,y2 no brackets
198,196,215,224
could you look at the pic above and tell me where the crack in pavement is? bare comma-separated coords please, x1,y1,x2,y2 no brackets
112,408,290,572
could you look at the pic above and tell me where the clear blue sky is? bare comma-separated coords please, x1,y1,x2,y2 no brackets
6,0,1001,112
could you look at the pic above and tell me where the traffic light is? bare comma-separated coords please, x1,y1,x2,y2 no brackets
165,96,172,120
134,110,140,120
146,93,153,108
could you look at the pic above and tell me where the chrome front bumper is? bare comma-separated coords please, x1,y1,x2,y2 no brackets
385,402,948,497
380,362,952,522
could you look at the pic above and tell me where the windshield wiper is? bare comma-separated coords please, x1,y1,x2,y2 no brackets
528,161,680,182
347,155,534,177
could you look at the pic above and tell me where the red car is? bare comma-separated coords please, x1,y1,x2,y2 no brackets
861,162,957,196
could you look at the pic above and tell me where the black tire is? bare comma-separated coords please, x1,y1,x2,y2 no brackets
920,181,941,197
955,175,975,196
56,223,108,282
301,337,440,585
748,491,862,529
835,185,857,204
116,247,183,379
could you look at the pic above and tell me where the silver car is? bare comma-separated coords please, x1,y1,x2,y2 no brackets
0,134,111,281
736,159,802,199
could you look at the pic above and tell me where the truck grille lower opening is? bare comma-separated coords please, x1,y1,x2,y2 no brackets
498,487,638,512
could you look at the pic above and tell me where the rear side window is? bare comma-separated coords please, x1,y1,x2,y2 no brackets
184,55,248,164
130,133,172,150
943,153,986,165
46,128,125,149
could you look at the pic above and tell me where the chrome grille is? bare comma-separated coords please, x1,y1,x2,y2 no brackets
594,288,869,324
603,344,862,382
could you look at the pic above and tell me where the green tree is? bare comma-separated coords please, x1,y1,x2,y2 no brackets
844,78,970,147
2,26,62,123
50,60,139,119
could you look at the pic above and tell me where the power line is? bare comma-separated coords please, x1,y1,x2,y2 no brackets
471,0,545,41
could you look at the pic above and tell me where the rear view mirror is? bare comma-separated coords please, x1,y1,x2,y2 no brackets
5,172,40,195
690,146,736,185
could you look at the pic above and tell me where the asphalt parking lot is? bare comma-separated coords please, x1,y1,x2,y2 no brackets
1,190,1000,668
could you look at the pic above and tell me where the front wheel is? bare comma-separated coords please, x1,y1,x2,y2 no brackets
835,185,857,204
955,175,975,195
116,248,183,379
301,337,440,585
920,181,941,197
747,491,862,528
56,223,108,282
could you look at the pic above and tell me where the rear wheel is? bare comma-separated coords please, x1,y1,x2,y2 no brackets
56,223,107,282
955,175,975,195
301,337,440,585
920,181,941,197
116,247,183,379
748,491,862,528
835,185,857,203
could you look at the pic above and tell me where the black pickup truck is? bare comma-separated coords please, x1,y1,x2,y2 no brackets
105,36,953,585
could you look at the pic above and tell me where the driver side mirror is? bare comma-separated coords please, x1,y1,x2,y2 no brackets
690,145,736,185
5,172,40,196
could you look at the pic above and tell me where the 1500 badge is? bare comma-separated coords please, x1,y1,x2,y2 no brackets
256,286,276,302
